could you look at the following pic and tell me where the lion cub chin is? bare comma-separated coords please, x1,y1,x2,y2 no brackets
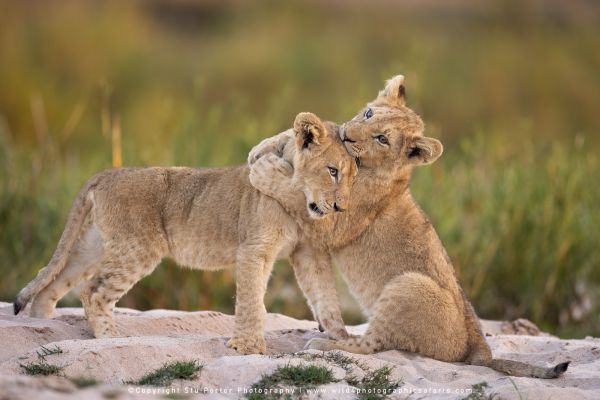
13,112,356,355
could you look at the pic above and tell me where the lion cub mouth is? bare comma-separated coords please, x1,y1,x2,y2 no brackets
308,202,325,218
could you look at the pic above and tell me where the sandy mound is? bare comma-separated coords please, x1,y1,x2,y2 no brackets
0,302,598,399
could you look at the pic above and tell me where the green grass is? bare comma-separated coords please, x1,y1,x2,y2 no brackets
247,364,336,400
133,361,202,387
20,345,65,376
19,360,63,376
283,351,365,373
36,345,64,360
413,135,600,337
462,382,497,400
260,353,401,399
347,366,402,400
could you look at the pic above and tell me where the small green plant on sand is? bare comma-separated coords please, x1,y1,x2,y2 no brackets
247,364,336,400
19,360,63,376
462,382,498,400
347,365,402,400
132,361,203,386
36,345,64,359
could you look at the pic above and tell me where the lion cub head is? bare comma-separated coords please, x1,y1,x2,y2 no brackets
341,75,443,177
292,112,357,219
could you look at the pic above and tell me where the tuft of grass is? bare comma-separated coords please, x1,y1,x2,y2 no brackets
69,376,101,388
19,345,66,377
268,352,402,399
276,351,365,373
19,360,63,376
347,366,402,400
462,382,498,400
133,361,202,387
247,364,336,400
36,345,64,359
252,356,402,399
319,351,361,372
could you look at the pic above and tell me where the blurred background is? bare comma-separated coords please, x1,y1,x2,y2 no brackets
1,0,599,338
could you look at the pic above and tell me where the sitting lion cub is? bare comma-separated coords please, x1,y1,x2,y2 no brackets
13,112,357,354
247,75,569,378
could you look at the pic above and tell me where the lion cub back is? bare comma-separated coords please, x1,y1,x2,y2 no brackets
161,165,293,269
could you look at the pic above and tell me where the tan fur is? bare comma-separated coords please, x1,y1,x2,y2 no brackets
14,112,356,355
248,76,569,378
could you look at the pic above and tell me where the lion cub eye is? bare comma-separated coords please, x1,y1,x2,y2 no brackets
375,135,389,145
328,167,339,178
364,108,373,119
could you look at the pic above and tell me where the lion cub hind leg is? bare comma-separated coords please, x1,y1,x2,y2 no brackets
369,271,469,361
308,272,469,361
30,224,104,318
80,241,163,338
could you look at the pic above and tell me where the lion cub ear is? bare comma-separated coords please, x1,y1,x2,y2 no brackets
377,75,407,108
294,112,327,151
406,136,443,166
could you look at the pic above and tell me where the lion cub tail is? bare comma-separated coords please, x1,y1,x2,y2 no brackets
460,288,569,379
13,177,98,315
475,358,570,379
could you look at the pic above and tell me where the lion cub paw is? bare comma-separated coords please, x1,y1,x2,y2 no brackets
227,335,266,355
327,327,354,341
249,153,293,186
92,325,121,339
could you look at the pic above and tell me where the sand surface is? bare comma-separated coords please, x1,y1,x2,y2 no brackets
0,302,598,399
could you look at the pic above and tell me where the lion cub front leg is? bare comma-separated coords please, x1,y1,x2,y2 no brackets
227,242,279,355
291,244,349,340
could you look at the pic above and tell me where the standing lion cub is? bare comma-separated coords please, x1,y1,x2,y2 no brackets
13,112,357,354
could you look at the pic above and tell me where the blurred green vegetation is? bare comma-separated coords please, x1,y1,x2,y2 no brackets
414,135,599,338
0,0,599,338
